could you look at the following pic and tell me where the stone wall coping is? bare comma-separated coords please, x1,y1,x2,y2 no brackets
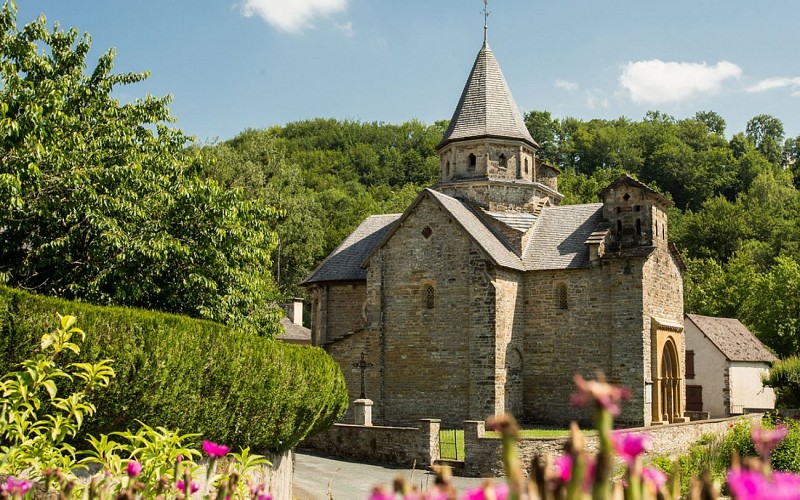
470,414,762,441
329,422,420,432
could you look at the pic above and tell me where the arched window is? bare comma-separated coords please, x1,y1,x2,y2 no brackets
557,284,568,310
425,285,435,309
499,153,507,169
468,153,477,171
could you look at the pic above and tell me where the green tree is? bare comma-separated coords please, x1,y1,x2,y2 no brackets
742,256,800,356
0,2,281,335
746,114,785,166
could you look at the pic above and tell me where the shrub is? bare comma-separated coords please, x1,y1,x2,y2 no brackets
762,355,800,408
0,286,347,453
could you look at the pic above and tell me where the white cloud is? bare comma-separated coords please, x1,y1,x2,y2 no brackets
555,79,579,92
241,0,349,34
619,59,742,103
745,76,800,94
585,89,609,110
336,21,355,38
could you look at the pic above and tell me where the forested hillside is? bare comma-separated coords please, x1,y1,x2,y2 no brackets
202,112,800,357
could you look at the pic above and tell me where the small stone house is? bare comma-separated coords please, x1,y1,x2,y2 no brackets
302,37,689,428
684,314,777,418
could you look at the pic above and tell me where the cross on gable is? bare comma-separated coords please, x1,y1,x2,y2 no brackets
352,350,374,399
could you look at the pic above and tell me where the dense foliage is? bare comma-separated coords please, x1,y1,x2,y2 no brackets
0,286,348,453
0,1,282,335
200,120,444,294
762,356,800,408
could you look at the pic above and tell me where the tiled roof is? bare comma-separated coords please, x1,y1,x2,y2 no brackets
278,317,311,342
304,193,609,285
426,190,524,270
686,314,777,363
482,209,537,232
300,214,400,285
522,204,604,270
438,42,537,149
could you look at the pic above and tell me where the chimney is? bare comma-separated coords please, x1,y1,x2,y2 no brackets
286,298,303,326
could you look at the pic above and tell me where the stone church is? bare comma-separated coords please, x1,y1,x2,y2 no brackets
302,35,688,428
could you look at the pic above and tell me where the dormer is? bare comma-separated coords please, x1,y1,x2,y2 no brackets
599,175,672,250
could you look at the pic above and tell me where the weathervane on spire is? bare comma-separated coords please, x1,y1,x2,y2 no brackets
482,0,490,45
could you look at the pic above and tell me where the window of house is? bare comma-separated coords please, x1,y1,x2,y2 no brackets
558,284,568,310
499,154,507,169
468,153,477,171
425,285,435,309
445,161,450,177
623,193,631,201
524,158,529,174
686,350,695,379
636,219,642,236
421,226,432,239
617,220,623,234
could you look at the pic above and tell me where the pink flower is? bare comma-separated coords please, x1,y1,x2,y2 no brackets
752,424,789,459
202,440,230,458
554,455,572,482
3,477,32,495
422,487,448,500
727,469,800,500
176,480,200,494
462,482,509,500
642,466,667,491
570,374,631,416
368,486,394,500
126,460,143,478
256,495,273,500
612,432,651,466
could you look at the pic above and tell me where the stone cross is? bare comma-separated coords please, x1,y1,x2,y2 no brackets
352,350,374,399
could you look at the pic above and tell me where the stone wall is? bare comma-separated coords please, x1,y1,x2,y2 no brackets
265,450,294,500
462,414,763,477
325,328,381,423
300,419,441,467
372,195,475,426
522,261,645,427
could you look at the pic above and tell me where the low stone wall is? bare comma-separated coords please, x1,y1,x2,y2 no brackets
462,414,763,476
300,419,441,467
265,450,294,500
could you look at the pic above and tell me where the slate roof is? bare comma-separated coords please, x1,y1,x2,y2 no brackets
482,209,537,232
278,317,311,343
686,314,777,363
522,204,604,270
438,42,537,149
301,214,400,285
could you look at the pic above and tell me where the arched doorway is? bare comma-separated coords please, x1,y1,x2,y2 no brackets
660,340,679,422
650,317,689,425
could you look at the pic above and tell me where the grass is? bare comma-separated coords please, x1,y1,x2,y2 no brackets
439,427,589,460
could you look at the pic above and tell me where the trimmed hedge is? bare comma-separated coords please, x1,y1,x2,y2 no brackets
0,286,347,453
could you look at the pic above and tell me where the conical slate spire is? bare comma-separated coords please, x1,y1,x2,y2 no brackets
438,43,537,149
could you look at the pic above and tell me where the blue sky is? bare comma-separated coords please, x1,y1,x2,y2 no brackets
16,1,800,143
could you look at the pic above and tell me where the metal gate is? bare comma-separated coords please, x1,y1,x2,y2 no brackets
439,429,463,460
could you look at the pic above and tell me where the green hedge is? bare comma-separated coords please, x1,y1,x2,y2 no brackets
0,286,347,453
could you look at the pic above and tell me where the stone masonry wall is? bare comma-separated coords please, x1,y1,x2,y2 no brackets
376,194,475,426
523,260,646,427
300,420,441,467
462,414,763,477
325,328,381,423
312,283,367,345
642,245,685,424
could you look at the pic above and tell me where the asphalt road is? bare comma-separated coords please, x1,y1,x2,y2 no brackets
293,452,488,499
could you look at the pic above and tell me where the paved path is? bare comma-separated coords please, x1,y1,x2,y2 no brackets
293,452,487,499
